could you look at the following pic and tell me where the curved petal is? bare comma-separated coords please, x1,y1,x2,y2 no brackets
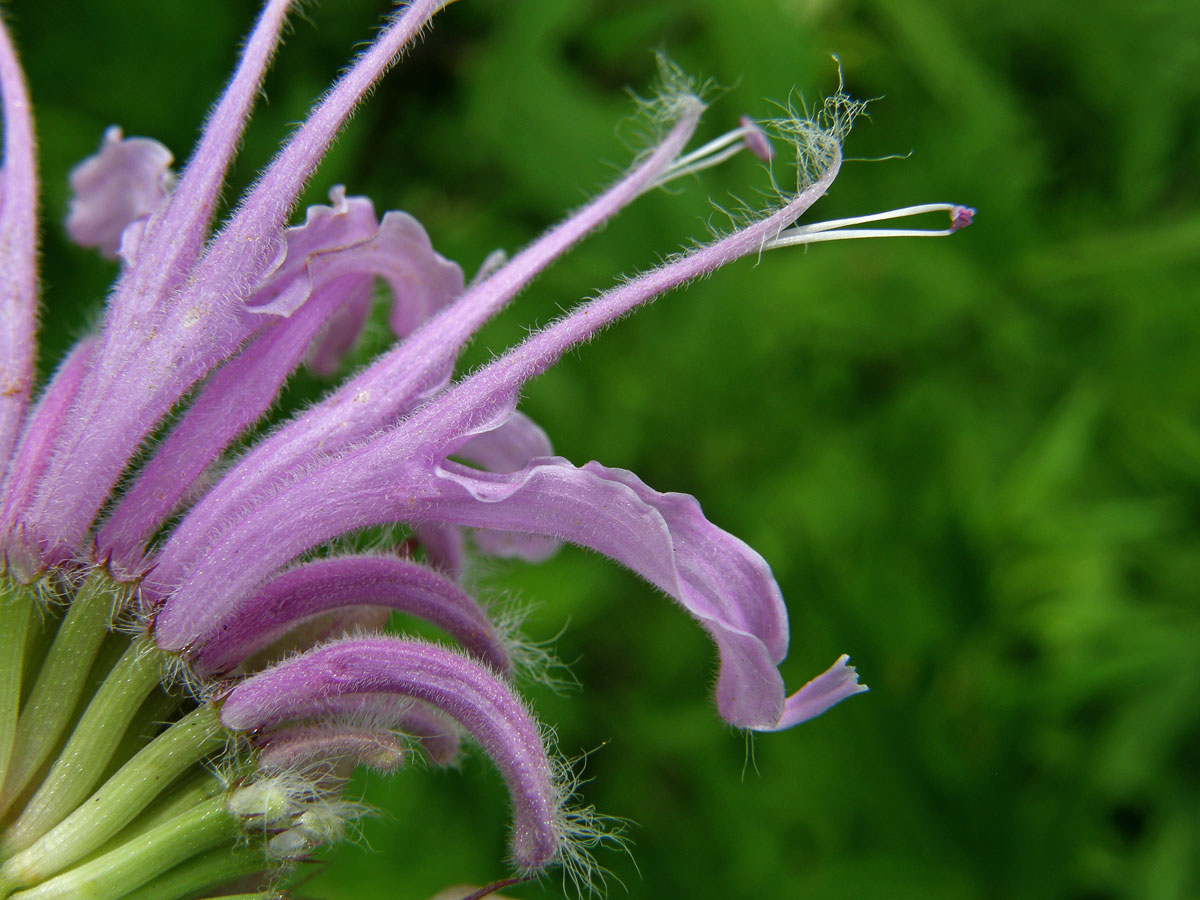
435,458,788,659
428,458,868,730
193,555,512,678
425,458,806,729
65,127,173,260
242,187,380,318
251,205,461,331
221,638,562,869
455,412,560,563
454,411,552,474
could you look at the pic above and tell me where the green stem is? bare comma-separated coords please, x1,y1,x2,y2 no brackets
18,605,53,708
0,706,225,888
0,574,117,817
0,580,35,798
0,640,161,858
96,769,225,855
3,796,239,900
116,847,271,900
96,686,181,786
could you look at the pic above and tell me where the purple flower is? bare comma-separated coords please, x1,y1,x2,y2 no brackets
0,2,971,896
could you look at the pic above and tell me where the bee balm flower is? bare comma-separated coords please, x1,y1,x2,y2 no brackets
0,2,970,897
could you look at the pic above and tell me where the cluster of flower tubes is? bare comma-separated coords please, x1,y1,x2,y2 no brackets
0,1,970,897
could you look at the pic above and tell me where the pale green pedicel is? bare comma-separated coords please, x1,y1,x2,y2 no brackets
0,705,225,889
0,573,120,817
0,581,34,795
0,635,162,857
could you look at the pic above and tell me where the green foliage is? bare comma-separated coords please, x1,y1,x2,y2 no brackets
16,0,1200,897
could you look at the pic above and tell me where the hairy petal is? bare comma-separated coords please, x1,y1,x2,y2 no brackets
0,338,93,542
98,277,360,571
52,0,297,529
65,127,173,260
193,0,454,316
147,101,702,570
99,190,457,571
399,149,842,462
158,144,840,593
221,638,562,869
192,555,512,678
98,0,297,368
257,725,406,774
368,94,705,399
0,19,38,473
21,0,451,562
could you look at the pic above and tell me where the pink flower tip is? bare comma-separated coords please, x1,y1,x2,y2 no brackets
950,205,976,231
738,115,774,162
764,654,868,731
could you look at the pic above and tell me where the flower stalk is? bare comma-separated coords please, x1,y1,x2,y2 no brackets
0,582,33,794
1,706,225,890
0,637,162,858
0,573,117,817
5,795,240,900
117,850,277,900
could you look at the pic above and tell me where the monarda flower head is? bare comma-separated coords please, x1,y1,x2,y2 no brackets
0,2,972,898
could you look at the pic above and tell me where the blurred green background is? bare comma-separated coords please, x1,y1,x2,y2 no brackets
8,0,1200,897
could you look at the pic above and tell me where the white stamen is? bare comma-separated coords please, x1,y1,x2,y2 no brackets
764,203,974,250
648,119,773,191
